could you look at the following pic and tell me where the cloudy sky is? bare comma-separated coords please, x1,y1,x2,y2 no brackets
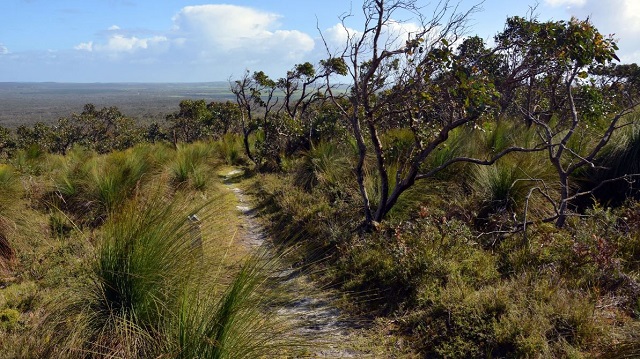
1,0,638,82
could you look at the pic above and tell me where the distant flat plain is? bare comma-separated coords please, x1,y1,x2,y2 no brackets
0,82,236,128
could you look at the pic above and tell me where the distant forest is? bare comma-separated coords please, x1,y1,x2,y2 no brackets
0,82,235,127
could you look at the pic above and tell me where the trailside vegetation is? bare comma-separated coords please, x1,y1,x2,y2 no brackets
2,0,640,357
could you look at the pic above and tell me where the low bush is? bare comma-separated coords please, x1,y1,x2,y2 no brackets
0,308,20,332
408,275,606,358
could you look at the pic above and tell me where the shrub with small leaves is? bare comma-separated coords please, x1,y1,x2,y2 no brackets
0,308,20,331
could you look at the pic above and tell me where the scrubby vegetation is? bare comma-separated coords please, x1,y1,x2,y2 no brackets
0,140,304,358
2,0,640,357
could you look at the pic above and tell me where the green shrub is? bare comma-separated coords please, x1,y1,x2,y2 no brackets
337,217,498,313
0,308,20,331
409,276,606,358
293,141,350,191
0,164,21,214
0,281,38,312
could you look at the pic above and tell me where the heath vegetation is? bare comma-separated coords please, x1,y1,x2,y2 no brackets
2,0,640,357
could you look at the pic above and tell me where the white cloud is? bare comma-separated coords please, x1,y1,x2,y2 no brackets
0,44,8,55
69,4,316,79
170,4,314,59
323,19,426,55
172,5,281,51
75,32,168,54
323,23,359,48
97,35,168,53
74,41,93,51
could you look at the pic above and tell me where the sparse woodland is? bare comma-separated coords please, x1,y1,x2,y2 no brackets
2,0,640,357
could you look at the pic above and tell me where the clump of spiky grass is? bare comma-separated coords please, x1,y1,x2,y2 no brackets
213,133,245,166
482,121,538,153
471,155,556,219
0,164,21,270
169,142,215,190
473,163,524,213
95,195,197,325
51,144,166,226
584,120,640,205
0,164,21,214
39,189,297,358
425,126,474,181
381,128,415,166
11,145,47,175
39,193,200,357
172,253,292,359
293,141,351,191
89,149,154,212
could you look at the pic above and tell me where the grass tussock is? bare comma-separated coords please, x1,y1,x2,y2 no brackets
36,181,296,358
0,164,22,272
51,143,173,226
0,164,21,214
0,140,314,358
173,256,290,359
170,142,216,190
213,133,246,166
293,141,351,192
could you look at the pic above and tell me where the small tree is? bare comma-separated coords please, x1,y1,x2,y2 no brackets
0,126,16,158
206,100,242,138
496,17,640,227
324,0,537,228
231,59,347,169
166,99,212,144
73,104,142,153
16,122,54,152
230,70,280,167
277,61,347,153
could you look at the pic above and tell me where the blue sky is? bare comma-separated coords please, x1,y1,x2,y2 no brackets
1,0,638,82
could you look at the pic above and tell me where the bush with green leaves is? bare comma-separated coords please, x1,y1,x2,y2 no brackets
0,126,16,159
408,275,607,358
